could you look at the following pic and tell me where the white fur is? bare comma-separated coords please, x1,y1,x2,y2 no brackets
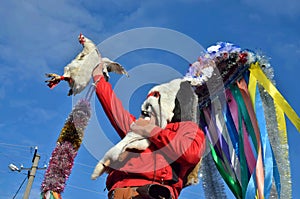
91,132,150,179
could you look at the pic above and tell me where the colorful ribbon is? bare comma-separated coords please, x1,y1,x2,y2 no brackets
237,79,265,198
248,63,286,198
246,79,281,198
201,65,295,198
203,106,242,198
249,62,300,132
208,142,242,199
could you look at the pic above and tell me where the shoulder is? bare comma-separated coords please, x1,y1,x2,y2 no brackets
166,121,199,131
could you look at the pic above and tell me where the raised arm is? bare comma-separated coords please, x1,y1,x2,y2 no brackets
93,65,135,138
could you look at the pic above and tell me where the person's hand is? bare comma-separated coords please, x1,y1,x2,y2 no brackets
134,117,151,126
130,116,157,137
92,63,104,82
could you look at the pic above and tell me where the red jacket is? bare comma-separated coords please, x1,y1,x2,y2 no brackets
95,76,205,198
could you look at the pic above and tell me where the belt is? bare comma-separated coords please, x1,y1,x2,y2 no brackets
108,187,139,199
108,184,173,199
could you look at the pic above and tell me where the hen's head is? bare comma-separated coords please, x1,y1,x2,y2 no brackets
78,33,86,45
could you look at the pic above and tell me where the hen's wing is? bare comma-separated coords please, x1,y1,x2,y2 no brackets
102,57,129,78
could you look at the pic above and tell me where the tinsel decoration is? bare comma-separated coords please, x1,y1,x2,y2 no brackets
184,42,299,198
41,99,91,199
41,142,77,194
258,84,291,198
253,55,291,198
200,143,227,198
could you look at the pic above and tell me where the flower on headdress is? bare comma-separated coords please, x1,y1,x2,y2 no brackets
207,42,241,58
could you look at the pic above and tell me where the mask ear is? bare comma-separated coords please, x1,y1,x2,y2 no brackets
172,81,201,187
171,81,199,123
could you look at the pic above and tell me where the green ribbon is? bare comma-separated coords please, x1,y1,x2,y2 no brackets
230,85,248,198
230,85,258,151
231,84,264,198
209,143,242,199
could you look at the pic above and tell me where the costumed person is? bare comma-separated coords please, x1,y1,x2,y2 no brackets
91,63,206,199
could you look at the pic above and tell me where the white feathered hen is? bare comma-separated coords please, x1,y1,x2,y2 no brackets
46,33,128,95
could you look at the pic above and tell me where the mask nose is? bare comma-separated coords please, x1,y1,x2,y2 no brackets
141,110,150,117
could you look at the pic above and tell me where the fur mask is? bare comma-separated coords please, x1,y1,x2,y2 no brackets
141,78,198,128
141,78,201,186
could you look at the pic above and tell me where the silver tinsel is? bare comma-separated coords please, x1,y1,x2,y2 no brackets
71,99,92,141
200,144,227,199
258,60,292,198
41,99,92,196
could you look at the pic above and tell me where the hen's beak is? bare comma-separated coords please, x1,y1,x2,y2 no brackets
78,33,85,45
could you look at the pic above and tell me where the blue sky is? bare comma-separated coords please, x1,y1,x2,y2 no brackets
0,0,299,198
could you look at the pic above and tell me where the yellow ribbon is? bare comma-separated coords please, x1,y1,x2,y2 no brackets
249,62,300,132
274,103,287,142
52,191,61,199
248,71,257,109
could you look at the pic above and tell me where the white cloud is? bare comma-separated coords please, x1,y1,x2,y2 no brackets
248,13,262,22
242,0,300,17
7,98,59,125
100,0,204,41
272,41,300,71
0,0,105,104
0,0,105,81
0,87,5,100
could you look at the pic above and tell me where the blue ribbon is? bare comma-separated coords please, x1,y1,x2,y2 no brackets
245,84,281,198
245,170,257,199
224,103,240,159
271,148,281,197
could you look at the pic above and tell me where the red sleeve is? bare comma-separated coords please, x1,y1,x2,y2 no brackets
149,121,205,165
94,76,136,138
